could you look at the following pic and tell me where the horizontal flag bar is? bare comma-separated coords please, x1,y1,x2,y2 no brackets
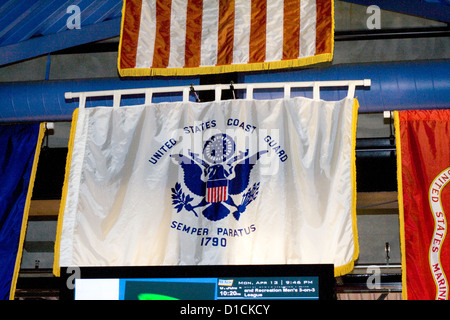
65,79,371,108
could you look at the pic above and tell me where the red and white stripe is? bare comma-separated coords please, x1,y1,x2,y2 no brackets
207,186,228,203
119,0,333,74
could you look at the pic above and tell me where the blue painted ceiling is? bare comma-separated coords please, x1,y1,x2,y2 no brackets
0,0,123,65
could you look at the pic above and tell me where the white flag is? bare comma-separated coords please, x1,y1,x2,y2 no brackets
55,97,359,276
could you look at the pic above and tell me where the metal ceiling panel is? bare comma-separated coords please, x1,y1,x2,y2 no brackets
340,0,450,23
0,0,123,66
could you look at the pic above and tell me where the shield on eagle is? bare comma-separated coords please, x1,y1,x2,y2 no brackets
170,133,267,221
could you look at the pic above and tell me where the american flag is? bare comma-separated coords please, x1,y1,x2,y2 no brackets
118,0,334,76
207,179,228,202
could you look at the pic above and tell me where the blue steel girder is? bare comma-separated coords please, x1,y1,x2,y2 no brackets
0,17,121,66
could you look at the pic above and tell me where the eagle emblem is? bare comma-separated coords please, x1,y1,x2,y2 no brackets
170,133,267,221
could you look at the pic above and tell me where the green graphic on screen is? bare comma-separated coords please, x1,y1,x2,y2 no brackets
124,280,216,300
138,293,179,300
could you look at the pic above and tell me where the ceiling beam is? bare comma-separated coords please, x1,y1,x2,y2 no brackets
0,17,121,66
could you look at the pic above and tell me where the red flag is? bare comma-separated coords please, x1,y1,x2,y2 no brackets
395,109,450,300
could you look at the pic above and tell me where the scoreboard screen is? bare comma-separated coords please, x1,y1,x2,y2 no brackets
60,264,334,300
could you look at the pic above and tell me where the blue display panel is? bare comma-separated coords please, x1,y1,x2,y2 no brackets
61,264,334,300
117,276,319,300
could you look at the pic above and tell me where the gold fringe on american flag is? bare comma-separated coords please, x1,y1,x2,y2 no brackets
118,0,334,76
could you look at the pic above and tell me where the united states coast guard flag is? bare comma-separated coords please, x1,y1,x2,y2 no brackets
55,97,359,277
118,0,334,76
395,109,450,300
